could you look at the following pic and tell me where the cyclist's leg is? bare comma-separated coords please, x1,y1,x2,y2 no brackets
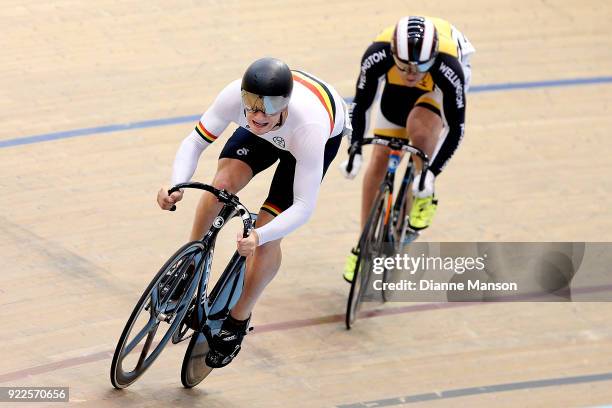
361,144,391,228
230,134,342,319
209,136,341,365
405,93,444,229
406,97,443,174
204,167,284,369
345,100,406,282
361,101,407,228
205,209,280,368
230,210,282,321
189,127,279,240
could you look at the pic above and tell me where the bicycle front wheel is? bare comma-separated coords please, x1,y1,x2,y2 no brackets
110,241,204,389
346,186,389,329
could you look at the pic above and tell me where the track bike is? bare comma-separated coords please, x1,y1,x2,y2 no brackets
110,182,255,389
344,137,430,329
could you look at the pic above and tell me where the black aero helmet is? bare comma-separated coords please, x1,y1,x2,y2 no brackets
241,57,293,115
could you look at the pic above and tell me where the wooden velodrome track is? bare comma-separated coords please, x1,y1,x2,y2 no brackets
2,0,612,406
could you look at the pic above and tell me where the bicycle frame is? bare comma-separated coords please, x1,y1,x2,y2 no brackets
168,183,254,335
349,137,430,245
167,183,259,387
379,148,405,243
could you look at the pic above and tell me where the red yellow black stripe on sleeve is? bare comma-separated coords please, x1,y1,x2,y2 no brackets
194,121,217,143
292,70,336,135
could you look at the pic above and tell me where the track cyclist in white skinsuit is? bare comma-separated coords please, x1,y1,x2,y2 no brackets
157,58,348,367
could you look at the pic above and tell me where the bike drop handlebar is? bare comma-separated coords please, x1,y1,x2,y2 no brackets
346,137,430,192
167,182,253,238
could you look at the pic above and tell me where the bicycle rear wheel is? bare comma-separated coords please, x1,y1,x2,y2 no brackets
346,186,389,329
181,330,214,388
181,251,246,388
110,241,204,389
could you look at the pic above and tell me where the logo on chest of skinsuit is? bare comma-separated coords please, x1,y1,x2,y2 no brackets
272,136,285,148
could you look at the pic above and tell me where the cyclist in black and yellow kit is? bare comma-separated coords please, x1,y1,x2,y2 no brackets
340,16,475,281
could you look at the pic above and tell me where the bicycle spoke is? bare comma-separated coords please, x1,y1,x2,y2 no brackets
123,317,159,356
135,324,159,370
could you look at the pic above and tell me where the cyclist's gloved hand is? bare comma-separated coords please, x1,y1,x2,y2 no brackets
339,153,363,180
157,187,184,210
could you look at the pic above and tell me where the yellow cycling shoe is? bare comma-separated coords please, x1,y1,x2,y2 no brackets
408,196,438,230
343,248,359,283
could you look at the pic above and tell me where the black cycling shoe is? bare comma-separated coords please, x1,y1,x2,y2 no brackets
205,314,251,368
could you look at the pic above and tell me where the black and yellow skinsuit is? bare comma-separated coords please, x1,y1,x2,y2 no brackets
350,17,472,176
